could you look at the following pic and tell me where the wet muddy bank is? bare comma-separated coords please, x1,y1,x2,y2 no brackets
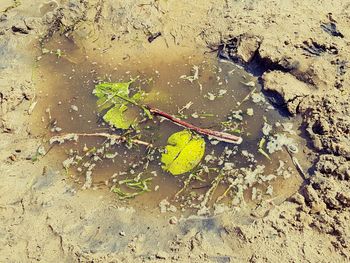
1,0,350,262
29,32,312,217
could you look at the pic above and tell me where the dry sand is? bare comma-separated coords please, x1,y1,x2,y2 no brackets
0,0,349,262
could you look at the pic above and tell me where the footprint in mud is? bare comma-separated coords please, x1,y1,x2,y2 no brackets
30,34,310,216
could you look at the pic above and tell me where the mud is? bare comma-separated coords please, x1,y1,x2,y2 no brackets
31,33,307,214
1,0,350,262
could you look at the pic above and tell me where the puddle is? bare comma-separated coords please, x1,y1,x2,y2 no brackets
31,34,309,215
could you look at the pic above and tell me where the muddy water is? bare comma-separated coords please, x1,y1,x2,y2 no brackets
31,34,308,214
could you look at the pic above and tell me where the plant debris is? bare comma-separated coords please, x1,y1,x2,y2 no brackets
112,176,152,199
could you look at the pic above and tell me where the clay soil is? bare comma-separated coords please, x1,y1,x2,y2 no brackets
1,1,349,262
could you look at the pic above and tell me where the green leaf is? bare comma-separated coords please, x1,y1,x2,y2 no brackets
161,130,206,175
103,105,134,130
112,188,141,199
93,80,152,129
141,106,153,119
96,96,114,112
93,81,131,99
258,137,271,160
112,177,152,199
258,148,271,160
131,90,153,119
131,90,145,102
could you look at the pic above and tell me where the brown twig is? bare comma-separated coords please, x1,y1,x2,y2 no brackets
50,133,153,147
147,106,243,144
96,88,243,144
50,103,242,146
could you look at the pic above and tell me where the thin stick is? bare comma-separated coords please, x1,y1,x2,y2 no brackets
240,87,257,104
50,133,153,147
147,107,243,144
98,89,243,144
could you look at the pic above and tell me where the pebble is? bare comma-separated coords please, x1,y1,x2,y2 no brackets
246,108,254,116
288,144,299,154
71,105,78,111
169,216,178,225
243,81,255,87
156,251,169,259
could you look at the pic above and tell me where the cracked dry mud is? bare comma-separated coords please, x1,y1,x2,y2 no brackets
1,1,350,262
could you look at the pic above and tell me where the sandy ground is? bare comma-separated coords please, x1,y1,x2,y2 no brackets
1,0,349,262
